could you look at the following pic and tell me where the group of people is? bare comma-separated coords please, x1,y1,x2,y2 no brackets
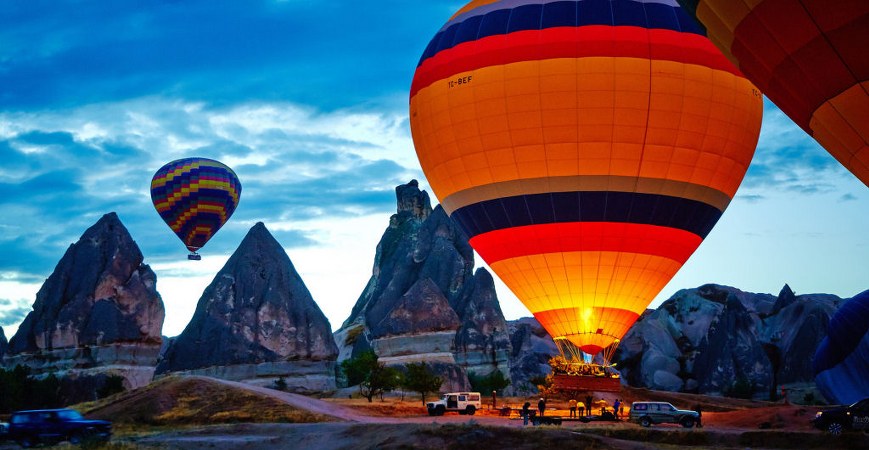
520,396,627,425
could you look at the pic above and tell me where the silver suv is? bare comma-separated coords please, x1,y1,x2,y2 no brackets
628,402,699,428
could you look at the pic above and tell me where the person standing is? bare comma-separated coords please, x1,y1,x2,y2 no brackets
522,402,531,426
694,404,703,428
585,394,593,416
538,398,547,418
613,399,621,420
568,398,577,418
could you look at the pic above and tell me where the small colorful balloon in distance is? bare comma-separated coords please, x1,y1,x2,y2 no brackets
150,157,242,260
676,0,869,187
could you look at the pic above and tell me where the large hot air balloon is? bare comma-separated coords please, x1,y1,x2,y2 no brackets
677,0,869,187
410,0,763,375
814,290,869,405
150,157,242,260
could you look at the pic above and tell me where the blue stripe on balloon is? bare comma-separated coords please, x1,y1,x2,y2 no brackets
420,0,703,66
450,191,723,239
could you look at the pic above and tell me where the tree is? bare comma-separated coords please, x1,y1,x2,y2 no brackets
341,350,401,403
468,369,511,395
402,362,443,405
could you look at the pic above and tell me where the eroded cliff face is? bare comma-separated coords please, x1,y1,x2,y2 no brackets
3,212,165,400
156,222,338,393
614,284,842,398
335,181,512,392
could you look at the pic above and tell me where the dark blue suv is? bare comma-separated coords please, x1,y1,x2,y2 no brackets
8,409,111,448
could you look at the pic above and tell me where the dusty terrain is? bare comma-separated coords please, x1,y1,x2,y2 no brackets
1,376,866,450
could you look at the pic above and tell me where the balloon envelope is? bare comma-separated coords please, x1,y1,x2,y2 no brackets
814,290,869,405
677,0,869,187
150,157,241,255
410,0,762,355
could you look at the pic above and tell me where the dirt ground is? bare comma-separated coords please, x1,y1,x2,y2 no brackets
1,377,866,450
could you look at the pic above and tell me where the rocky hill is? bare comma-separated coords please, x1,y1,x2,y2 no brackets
2,212,165,400
0,326,6,358
614,284,844,399
334,181,512,391
156,222,338,393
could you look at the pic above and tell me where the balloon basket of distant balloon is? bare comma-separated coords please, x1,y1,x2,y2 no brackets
187,252,202,261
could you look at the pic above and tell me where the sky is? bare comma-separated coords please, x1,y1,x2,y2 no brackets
1,1,867,339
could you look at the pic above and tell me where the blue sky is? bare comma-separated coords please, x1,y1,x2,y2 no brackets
1,1,867,338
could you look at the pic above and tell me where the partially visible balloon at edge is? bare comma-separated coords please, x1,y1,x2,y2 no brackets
814,290,869,405
677,0,869,187
150,157,242,258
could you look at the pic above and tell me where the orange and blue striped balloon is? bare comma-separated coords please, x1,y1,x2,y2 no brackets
150,157,241,258
410,0,763,355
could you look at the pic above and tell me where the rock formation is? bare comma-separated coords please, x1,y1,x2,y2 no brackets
335,181,512,392
2,212,165,400
614,284,842,399
507,317,558,392
0,327,6,358
156,222,338,393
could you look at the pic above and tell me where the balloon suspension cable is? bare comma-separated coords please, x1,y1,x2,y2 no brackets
551,337,622,379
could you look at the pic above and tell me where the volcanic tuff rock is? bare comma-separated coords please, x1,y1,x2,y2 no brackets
335,181,512,392
0,327,6,357
2,212,165,399
156,222,338,393
614,284,842,399
506,317,559,392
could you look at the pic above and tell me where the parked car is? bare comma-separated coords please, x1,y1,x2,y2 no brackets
426,392,482,416
8,409,111,448
812,398,869,435
0,421,8,436
628,401,698,428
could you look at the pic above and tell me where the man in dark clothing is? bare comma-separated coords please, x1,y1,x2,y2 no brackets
694,404,703,428
585,395,593,416
522,402,531,426
538,398,546,418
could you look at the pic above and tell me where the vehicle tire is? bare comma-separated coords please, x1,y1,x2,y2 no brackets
436,405,446,416
826,421,844,436
17,437,34,448
681,417,695,428
466,406,476,416
639,417,652,428
70,432,84,445
427,408,437,417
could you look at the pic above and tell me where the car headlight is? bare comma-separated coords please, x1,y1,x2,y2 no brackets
815,412,823,419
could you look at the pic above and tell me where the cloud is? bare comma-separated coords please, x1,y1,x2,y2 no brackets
0,0,457,111
742,101,849,196
0,96,420,283
0,298,31,327
839,193,857,202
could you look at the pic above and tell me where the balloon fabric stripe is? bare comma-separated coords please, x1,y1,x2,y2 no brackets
411,26,739,96
423,0,704,66
451,191,723,239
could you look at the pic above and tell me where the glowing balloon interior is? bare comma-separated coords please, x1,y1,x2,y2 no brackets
677,0,869,187
150,157,241,260
410,0,763,358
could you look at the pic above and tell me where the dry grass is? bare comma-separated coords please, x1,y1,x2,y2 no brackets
77,376,332,427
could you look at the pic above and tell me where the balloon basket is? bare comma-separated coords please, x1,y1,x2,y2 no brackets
551,374,622,393
188,252,202,261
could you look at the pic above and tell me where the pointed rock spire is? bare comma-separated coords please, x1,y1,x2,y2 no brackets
0,326,6,357
157,222,338,376
7,212,165,354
